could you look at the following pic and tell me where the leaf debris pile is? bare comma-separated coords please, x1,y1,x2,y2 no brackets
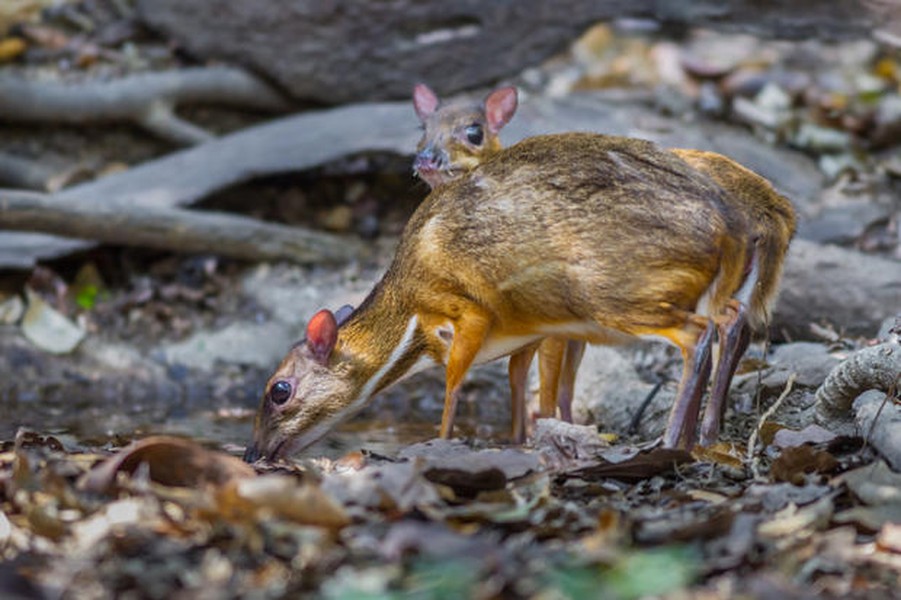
2,422,900,598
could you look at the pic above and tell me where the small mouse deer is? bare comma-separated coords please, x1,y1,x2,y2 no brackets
412,84,795,447
244,132,791,462
412,83,518,189
412,83,582,442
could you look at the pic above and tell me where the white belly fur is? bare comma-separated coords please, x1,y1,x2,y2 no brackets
473,334,543,364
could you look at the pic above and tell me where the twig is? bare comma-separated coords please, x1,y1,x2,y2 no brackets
0,189,363,264
628,380,664,435
0,67,290,145
746,372,796,479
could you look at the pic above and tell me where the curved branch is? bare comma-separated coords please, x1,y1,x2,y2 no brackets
0,152,54,190
0,190,362,264
0,67,290,145
814,338,901,428
139,101,215,146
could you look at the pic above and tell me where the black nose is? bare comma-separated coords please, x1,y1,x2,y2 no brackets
242,444,260,463
414,148,443,172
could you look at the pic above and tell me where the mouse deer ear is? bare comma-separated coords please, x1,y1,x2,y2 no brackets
305,309,338,365
484,86,518,134
413,83,440,121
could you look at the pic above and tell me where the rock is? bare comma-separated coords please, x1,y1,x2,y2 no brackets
135,0,880,104
159,321,293,370
790,123,853,153
752,342,842,391
567,345,674,440
772,239,901,339
798,202,890,245
855,390,901,471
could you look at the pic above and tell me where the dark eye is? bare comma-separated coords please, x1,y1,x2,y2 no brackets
465,124,483,146
268,380,292,405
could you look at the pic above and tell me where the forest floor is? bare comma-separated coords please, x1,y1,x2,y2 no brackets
1,2,900,598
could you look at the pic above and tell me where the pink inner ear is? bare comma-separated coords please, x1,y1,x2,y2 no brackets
413,83,440,121
485,87,518,134
306,309,338,364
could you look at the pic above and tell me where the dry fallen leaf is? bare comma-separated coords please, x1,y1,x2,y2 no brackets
758,495,835,539
877,523,901,553
772,424,837,448
228,475,349,529
79,436,255,494
770,445,839,484
21,289,86,355
833,504,901,532
567,448,694,482
841,460,901,506
693,442,744,469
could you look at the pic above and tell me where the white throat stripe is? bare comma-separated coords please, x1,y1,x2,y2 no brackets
358,315,420,402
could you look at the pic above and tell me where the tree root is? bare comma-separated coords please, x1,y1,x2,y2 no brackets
0,100,419,268
0,152,54,190
0,67,290,145
0,190,362,264
814,326,901,430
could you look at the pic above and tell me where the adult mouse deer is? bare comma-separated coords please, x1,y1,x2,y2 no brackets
244,132,777,462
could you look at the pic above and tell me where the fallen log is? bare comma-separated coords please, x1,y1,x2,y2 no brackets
0,91,821,267
0,190,362,264
0,152,54,190
0,67,290,145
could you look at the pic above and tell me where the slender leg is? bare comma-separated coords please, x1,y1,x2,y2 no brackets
699,243,761,446
662,319,715,449
537,338,567,418
699,304,750,446
557,340,586,423
508,343,539,443
440,306,492,439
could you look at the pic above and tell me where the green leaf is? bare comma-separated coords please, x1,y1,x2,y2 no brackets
605,546,698,599
74,284,98,310
404,558,480,600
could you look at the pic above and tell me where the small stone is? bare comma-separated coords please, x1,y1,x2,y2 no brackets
21,289,86,354
791,122,852,153
755,82,793,112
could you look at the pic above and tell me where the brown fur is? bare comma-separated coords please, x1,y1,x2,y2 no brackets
246,133,763,460
671,149,796,330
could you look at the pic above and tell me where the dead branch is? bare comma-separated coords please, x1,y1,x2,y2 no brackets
2,90,898,346
814,338,901,429
0,100,419,268
0,190,362,264
0,67,290,145
0,152,54,190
